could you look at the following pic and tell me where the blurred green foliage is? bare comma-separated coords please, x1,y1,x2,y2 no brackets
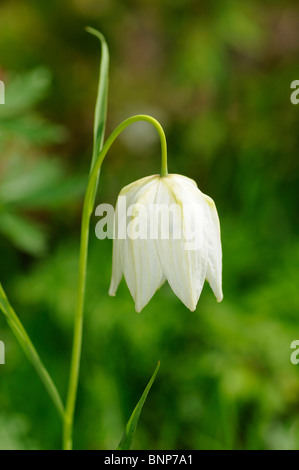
0,67,86,256
0,0,298,450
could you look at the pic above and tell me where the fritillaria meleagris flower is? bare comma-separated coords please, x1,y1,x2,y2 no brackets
109,174,222,312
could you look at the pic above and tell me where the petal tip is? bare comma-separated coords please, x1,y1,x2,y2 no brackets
135,305,143,313
108,286,116,297
185,298,198,312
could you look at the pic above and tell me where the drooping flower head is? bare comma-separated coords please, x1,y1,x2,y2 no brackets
109,173,222,312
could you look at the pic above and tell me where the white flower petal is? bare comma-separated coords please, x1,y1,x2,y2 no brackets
121,180,165,312
202,194,223,302
108,212,123,297
154,176,208,311
109,175,158,297
171,175,223,303
109,175,166,312
108,242,123,297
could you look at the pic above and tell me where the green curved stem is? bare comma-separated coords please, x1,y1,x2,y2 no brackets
63,114,168,450
0,283,64,419
87,115,168,206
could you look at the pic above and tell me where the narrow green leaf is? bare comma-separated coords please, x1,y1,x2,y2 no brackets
117,362,160,450
0,283,64,419
85,26,109,172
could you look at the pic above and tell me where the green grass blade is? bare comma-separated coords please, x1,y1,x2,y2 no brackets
0,283,65,419
117,362,160,450
85,26,109,172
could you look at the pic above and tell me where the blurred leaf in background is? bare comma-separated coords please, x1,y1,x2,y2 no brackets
0,68,86,256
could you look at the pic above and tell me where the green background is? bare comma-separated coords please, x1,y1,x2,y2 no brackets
0,0,298,450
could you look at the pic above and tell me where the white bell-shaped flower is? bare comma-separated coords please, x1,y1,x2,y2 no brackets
109,174,223,312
